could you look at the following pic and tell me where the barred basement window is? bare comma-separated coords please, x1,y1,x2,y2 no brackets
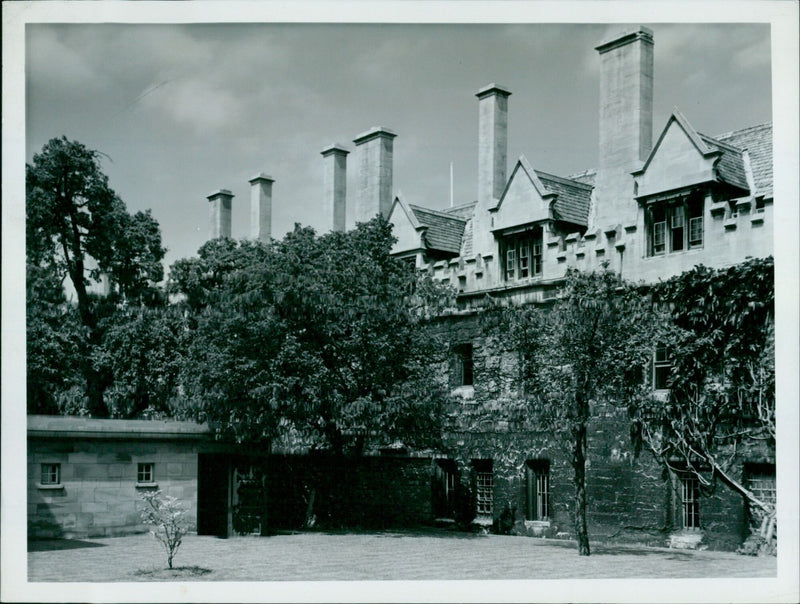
745,463,776,529
745,465,776,508
525,460,550,520
681,475,700,530
137,462,155,484
474,461,493,517
41,463,60,486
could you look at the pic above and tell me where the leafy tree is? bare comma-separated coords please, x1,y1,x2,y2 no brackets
26,136,166,415
269,220,451,456
503,268,659,555
633,257,775,552
26,262,85,414
93,304,187,419
139,490,191,570
175,218,452,454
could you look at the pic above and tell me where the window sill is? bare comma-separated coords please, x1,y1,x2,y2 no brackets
524,520,551,528
451,385,475,400
652,389,670,402
37,484,64,490
135,482,159,489
474,516,493,526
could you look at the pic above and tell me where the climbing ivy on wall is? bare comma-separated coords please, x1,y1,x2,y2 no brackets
633,256,776,552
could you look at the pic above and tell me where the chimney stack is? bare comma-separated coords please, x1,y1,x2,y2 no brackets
353,126,396,223
321,144,349,232
593,26,654,227
207,189,234,239
475,83,511,255
249,173,274,243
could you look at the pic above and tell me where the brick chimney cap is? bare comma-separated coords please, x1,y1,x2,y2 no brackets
207,188,234,200
476,83,512,99
353,126,397,145
595,25,654,54
321,143,350,157
248,173,275,184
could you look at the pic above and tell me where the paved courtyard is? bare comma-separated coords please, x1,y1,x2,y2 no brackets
28,529,776,582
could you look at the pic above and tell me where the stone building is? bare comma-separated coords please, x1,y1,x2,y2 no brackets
195,26,773,550
32,26,772,549
320,26,770,549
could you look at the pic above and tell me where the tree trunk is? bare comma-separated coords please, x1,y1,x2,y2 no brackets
573,420,591,556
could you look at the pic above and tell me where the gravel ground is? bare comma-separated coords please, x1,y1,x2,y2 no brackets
27,529,777,582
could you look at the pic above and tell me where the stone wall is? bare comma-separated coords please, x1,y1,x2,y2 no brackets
28,438,200,539
266,454,434,530
431,311,755,550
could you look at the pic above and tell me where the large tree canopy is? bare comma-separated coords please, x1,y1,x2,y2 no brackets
26,136,167,416
174,219,452,454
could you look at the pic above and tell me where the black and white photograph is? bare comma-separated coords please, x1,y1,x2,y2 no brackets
2,1,798,602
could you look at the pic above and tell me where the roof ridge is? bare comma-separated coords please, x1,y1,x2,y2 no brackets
714,122,772,141
409,204,467,222
444,200,478,212
535,169,594,190
697,132,743,154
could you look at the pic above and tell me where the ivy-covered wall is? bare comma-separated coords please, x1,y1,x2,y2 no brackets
432,310,756,550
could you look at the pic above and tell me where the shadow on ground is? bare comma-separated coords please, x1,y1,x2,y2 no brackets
132,566,212,580
315,527,487,540
593,544,695,559
28,539,106,552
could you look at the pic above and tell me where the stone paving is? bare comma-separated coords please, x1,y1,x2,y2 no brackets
28,529,776,582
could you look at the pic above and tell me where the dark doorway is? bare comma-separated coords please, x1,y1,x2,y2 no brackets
197,454,230,537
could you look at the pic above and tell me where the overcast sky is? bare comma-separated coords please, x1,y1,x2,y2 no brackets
26,21,771,272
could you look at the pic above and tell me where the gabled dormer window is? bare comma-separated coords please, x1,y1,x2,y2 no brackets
501,227,543,282
646,193,703,257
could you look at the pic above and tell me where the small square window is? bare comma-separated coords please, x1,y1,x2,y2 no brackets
41,463,60,486
137,463,155,483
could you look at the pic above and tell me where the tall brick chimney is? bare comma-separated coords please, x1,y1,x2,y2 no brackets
207,189,234,239
593,26,654,227
475,83,511,255
321,144,349,232
353,127,396,223
249,173,273,243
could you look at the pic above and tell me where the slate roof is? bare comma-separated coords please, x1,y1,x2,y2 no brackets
715,123,773,198
409,204,467,255
28,415,211,440
698,133,750,192
535,171,592,227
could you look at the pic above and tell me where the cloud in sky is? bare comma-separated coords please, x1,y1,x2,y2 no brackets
25,22,772,272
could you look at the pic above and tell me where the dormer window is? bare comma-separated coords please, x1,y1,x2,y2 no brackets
646,193,703,257
501,227,543,282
